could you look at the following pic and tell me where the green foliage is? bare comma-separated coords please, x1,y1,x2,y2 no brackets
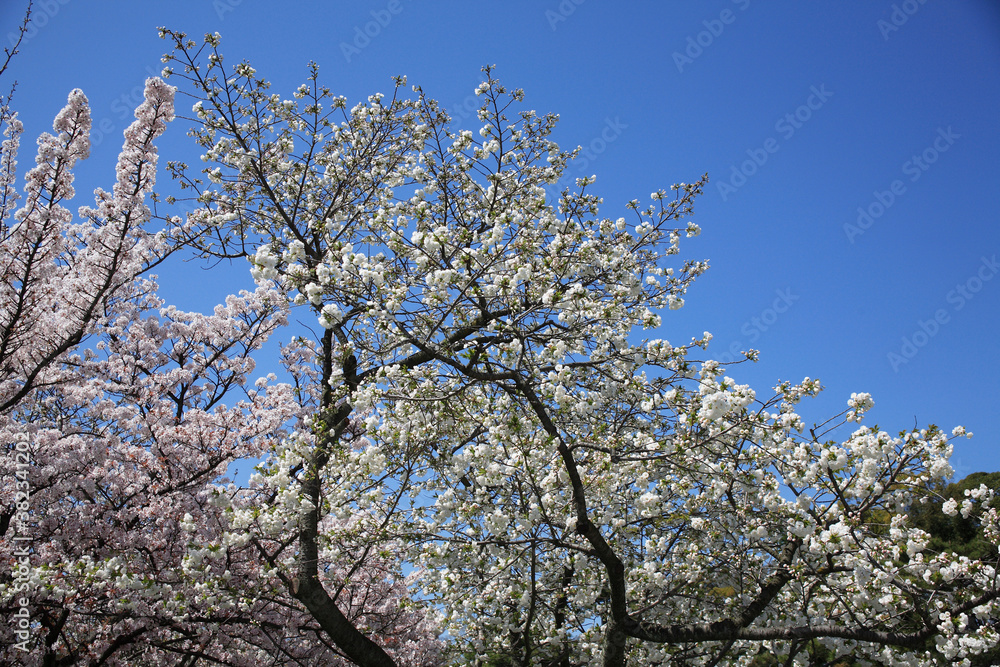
747,640,859,667
909,471,1000,561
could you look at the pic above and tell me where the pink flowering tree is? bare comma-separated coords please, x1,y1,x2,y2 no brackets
156,29,999,667
0,54,441,667
0,79,174,415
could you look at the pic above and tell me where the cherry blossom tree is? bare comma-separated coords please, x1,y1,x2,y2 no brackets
3,24,998,666
0,55,441,666
154,29,1000,667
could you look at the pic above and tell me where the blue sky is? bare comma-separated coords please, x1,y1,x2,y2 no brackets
3,1,998,478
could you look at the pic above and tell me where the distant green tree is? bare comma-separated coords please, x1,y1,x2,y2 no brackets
909,472,1000,561
908,471,1000,666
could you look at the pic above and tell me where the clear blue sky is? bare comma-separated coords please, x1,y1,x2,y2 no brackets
3,1,998,477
